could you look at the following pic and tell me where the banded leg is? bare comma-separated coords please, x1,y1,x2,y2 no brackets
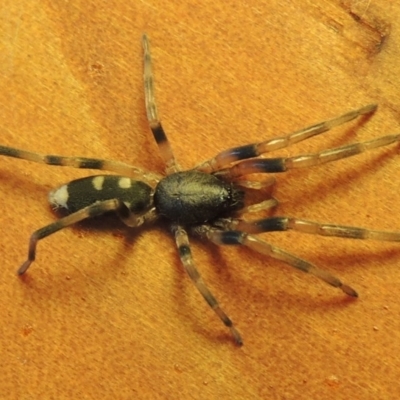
215,133,400,178
234,176,277,214
194,225,358,297
239,198,278,215
196,104,377,173
142,34,179,174
232,175,276,190
214,216,400,241
18,199,140,275
172,224,243,345
0,145,161,186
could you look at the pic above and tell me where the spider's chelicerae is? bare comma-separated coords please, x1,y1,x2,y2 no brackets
2,35,400,346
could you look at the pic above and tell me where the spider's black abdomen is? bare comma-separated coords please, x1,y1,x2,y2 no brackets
49,175,153,214
154,171,244,225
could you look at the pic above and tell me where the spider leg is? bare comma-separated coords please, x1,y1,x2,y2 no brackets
216,216,400,241
17,198,148,275
239,198,278,215
232,175,276,190
0,145,161,186
142,34,179,174
195,104,377,173
172,224,243,346
215,133,400,179
232,176,278,214
193,225,358,297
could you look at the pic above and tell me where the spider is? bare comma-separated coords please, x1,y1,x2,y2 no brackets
1,34,400,346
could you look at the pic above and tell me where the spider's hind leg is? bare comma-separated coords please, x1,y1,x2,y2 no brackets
18,199,137,275
142,34,179,174
0,145,161,186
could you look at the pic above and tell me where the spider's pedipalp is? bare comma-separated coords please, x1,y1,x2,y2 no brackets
142,34,178,174
172,224,243,346
216,133,400,178
195,226,358,297
195,104,377,173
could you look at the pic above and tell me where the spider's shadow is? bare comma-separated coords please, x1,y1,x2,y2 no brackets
6,108,400,345
16,207,149,286
274,112,398,213
169,236,371,345
279,147,398,213
192,229,400,305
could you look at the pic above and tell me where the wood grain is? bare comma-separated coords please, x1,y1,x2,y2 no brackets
1,0,400,398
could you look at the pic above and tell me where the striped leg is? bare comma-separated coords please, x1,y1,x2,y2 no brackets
239,198,278,215
142,34,179,174
215,133,400,179
194,225,358,297
232,175,276,190
172,224,243,345
0,145,161,186
233,176,278,214
214,216,400,241
18,199,139,275
195,104,377,173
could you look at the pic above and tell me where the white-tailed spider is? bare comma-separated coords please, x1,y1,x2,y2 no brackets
1,35,400,345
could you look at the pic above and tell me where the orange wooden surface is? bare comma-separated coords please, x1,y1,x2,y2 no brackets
1,1,400,399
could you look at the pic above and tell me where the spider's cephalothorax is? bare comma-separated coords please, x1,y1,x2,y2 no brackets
154,171,244,225
2,35,400,345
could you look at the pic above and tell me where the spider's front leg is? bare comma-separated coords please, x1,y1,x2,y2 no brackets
195,104,377,173
215,133,400,179
207,215,400,293
172,224,243,346
216,216,400,242
193,224,358,297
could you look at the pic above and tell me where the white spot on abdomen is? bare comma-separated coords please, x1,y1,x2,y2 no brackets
49,184,69,209
92,176,105,191
118,177,132,189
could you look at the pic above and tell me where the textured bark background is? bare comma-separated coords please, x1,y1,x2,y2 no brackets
1,1,400,399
